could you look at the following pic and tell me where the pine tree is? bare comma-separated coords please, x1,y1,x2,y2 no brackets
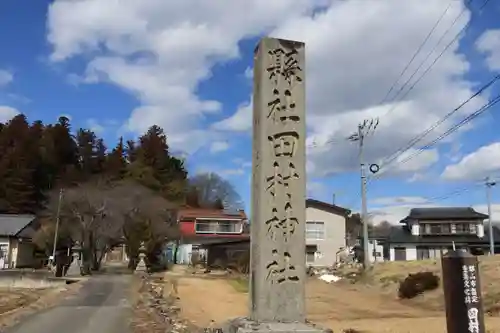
0,114,40,213
105,137,127,179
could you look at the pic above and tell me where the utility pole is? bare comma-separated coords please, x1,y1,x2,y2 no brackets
51,188,64,267
486,177,496,255
348,118,379,269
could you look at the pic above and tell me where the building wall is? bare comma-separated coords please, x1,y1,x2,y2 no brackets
389,244,451,261
15,240,37,268
0,236,9,269
179,219,244,237
305,206,346,267
176,244,192,264
368,240,385,263
206,241,249,268
389,244,417,261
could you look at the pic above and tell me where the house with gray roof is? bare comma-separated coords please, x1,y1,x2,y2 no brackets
382,207,497,261
0,214,41,269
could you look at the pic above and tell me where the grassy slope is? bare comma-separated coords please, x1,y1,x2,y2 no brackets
358,255,500,313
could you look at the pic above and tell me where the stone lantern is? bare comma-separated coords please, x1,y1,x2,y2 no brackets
66,241,82,277
135,241,147,273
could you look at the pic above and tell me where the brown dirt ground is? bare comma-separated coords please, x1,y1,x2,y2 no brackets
0,289,47,315
172,256,500,333
0,282,83,330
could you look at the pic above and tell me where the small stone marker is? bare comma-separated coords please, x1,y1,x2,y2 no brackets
224,37,330,333
135,242,148,274
441,250,485,333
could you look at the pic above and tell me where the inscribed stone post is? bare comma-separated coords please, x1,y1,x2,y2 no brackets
250,37,306,323
441,250,485,333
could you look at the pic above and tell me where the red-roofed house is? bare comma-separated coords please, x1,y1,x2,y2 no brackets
174,207,249,264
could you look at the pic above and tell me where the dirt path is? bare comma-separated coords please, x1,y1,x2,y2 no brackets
175,275,444,329
177,277,247,327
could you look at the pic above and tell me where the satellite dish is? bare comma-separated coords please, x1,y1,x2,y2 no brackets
369,164,380,174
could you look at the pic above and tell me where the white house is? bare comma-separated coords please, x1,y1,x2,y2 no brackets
305,199,351,267
0,214,41,269
368,239,385,263
384,207,494,261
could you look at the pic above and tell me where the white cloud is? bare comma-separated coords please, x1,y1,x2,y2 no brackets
441,142,500,181
371,196,430,206
217,1,483,177
0,106,20,123
368,196,432,224
47,0,321,153
0,70,18,123
232,158,252,168
0,70,13,87
220,168,245,176
212,99,252,132
473,204,500,223
476,29,500,71
244,66,253,80
47,0,485,172
86,118,104,134
307,181,328,199
381,147,439,174
210,140,230,153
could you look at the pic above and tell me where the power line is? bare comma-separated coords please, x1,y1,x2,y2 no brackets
428,183,482,202
383,0,492,120
349,89,500,210
379,1,455,107
388,93,500,170
379,0,474,119
374,73,500,174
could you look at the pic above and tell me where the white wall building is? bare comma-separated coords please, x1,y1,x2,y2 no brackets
384,207,492,261
304,199,350,267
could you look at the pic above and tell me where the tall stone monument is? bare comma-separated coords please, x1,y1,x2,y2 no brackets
225,37,329,333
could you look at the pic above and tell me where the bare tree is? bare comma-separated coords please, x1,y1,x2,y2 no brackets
41,178,180,273
187,172,243,210
115,180,180,270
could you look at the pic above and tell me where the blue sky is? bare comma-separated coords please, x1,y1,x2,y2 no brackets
2,0,500,223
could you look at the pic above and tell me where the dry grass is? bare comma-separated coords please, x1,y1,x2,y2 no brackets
0,289,46,315
0,282,83,330
170,255,500,332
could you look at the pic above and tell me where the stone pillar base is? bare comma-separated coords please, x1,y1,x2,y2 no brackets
223,317,332,333
66,261,81,276
134,257,147,274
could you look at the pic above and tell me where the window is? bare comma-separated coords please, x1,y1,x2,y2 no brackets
306,221,325,240
218,222,239,233
195,221,216,233
422,223,451,235
194,220,242,234
451,224,457,234
455,224,465,233
306,251,315,263
306,245,317,264
417,246,430,260
469,223,477,234
430,224,441,234
394,247,406,261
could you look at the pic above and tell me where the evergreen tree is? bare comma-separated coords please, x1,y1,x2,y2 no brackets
0,115,40,213
105,137,127,179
